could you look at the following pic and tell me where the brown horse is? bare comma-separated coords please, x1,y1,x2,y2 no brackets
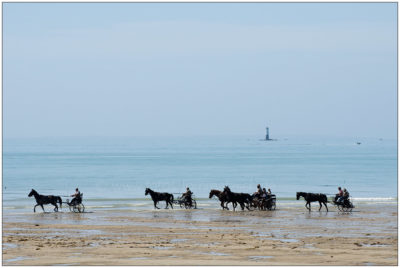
28,189,62,212
209,189,233,210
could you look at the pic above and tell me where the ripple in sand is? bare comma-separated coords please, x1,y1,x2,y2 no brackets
170,238,189,243
152,246,174,250
276,238,299,243
249,256,274,261
362,243,389,247
3,243,17,249
4,256,32,263
199,251,230,256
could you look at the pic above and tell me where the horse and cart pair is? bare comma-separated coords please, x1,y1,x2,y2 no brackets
28,189,85,213
144,188,197,209
296,192,354,212
209,186,276,211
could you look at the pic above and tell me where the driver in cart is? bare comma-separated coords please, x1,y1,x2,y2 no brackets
69,188,81,205
181,187,193,207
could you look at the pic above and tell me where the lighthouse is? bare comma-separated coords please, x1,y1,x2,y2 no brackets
266,127,270,140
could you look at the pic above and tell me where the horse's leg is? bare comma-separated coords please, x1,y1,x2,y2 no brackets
153,200,159,209
170,199,173,209
323,202,329,212
220,201,226,210
240,202,245,211
319,201,322,211
53,202,58,212
306,202,311,211
224,202,229,210
40,204,45,212
34,204,39,212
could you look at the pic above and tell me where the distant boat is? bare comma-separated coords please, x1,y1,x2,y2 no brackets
356,142,361,145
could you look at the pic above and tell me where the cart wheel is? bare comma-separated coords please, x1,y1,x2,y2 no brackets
343,206,352,212
73,203,85,213
338,205,344,212
69,204,74,212
271,202,276,210
193,200,197,209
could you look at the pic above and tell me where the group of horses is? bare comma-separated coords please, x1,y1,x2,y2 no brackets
146,187,332,212
28,187,333,213
146,186,275,211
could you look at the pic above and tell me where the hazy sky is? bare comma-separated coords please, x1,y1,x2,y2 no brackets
3,3,397,139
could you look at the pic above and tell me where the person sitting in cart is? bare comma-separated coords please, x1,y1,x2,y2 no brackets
70,188,81,205
181,187,193,207
335,187,343,202
342,188,350,203
254,184,263,197
337,188,349,204
261,188,268,200
267,188,272,195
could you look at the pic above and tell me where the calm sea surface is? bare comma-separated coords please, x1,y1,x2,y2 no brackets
3,136,397,212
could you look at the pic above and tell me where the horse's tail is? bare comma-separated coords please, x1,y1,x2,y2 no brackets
170,194,174,203
58,196,62,208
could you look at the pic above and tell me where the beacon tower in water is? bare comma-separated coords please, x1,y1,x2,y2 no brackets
266,127,271,141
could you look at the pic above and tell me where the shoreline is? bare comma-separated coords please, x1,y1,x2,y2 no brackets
2,203,397,265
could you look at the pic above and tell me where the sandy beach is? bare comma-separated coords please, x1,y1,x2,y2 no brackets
2,203,397,266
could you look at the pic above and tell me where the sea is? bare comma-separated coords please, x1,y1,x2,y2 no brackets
3,135,397,213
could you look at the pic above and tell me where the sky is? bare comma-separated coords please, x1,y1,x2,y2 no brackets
3,3,397,139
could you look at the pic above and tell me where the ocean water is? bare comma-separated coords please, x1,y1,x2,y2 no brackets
3,135,397,212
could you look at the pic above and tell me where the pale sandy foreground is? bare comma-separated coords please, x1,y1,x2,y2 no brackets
2,203,397,265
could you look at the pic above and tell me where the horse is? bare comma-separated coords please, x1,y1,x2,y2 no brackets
223,186,252,211
28,189,62,212
145,188,174,209
296,192,328,212
209,189,234,210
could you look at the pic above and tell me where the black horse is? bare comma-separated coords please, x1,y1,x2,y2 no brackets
223,186,252,211
145,188,174,209
209,189,234,210
28,189,62,212
296,192,328,212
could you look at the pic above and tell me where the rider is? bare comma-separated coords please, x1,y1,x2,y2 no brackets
261,188,267,199
181,187,193,207
267,188,272,195
341,188,350,203
254,184,263,198
335,187,343,202
70,188,81,205
337,188,349,204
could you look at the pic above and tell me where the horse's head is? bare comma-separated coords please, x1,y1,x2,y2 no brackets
296,192,301,200
209,190,218,199
145,188,150,196
28,189,35,197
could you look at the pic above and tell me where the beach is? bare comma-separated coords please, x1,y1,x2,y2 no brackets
3,202,397,266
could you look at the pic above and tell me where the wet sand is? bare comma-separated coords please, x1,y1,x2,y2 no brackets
2,203,397,265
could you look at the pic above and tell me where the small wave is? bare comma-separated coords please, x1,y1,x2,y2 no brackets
352,197,397,201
